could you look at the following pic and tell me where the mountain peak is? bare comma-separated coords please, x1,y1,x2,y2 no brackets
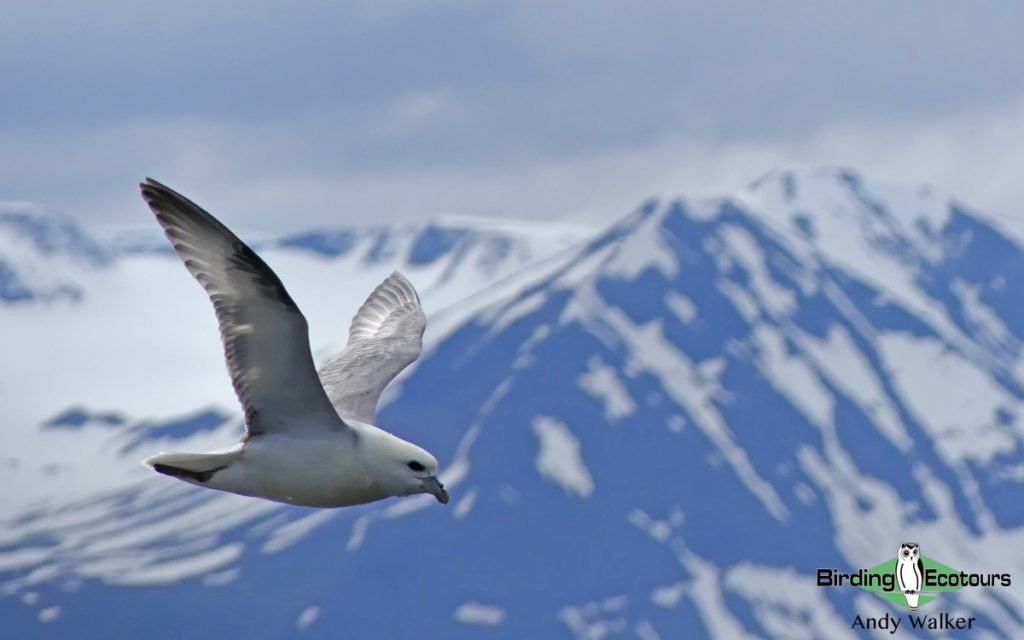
0,203,112,301
743,166,949,226
0,204,111,265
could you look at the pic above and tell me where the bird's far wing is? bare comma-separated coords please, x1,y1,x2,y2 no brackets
140,179,343,436
318,272,425,423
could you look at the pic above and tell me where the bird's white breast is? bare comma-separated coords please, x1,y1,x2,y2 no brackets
209,433,389,508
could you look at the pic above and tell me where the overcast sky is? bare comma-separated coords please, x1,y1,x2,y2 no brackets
2,1,1023,231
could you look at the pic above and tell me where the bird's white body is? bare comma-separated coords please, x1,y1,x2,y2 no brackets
202,423,427,508
138,179,448,508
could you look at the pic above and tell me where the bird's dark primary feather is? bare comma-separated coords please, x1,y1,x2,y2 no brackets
139,178,342,436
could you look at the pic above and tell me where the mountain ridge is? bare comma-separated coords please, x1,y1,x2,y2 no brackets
1,167,1022,638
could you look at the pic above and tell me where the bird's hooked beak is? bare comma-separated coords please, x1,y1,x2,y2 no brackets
421,476,449,505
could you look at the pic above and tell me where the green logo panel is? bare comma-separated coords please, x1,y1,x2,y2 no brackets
859,556,965,609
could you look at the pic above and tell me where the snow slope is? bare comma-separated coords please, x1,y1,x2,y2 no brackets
1,168,1022,639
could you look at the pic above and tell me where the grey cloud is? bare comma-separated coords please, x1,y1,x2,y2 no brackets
2,1,1023,228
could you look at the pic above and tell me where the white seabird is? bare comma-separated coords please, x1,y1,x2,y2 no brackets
139,179,448,507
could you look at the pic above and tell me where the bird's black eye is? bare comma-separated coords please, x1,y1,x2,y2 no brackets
407,461,425,472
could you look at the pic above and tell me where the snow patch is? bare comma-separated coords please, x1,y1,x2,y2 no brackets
951,278,1018,362
104,543,245,586
0,548,52,572
724,563,857,639
578,356,635,421
296,605,320,630
679,552,760,640
799,324,911,450
628,509,675,543
719,224,796,318
664,291,697,324
262,510,336,554
559,594,630,640
879,333,1020,465
531,416,594,498
603,204,678,280
651,583,686,608
38,606,60,623
751,325,834,430
490,292,546,333
202,568,239,587
453,487,478,520
667,415,687,433
454,601,506,626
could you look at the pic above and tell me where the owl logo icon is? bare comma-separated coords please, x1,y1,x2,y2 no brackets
896,542,924,610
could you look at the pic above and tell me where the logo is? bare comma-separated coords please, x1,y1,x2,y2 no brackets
816,542,1011,633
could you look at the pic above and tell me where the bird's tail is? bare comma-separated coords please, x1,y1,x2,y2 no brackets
143,446,241,484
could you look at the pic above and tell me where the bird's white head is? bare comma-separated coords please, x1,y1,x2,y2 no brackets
359,426,448,504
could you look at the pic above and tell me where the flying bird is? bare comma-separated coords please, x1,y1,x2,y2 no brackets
138,179,448,507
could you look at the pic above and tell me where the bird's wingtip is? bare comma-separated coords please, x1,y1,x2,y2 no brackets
389,270,414,286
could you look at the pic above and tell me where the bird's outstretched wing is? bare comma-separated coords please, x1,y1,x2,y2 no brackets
318,272,425,422
139,178,343,436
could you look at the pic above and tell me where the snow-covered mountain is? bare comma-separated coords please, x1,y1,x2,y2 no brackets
1,168,1022,639
0,202,112,302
